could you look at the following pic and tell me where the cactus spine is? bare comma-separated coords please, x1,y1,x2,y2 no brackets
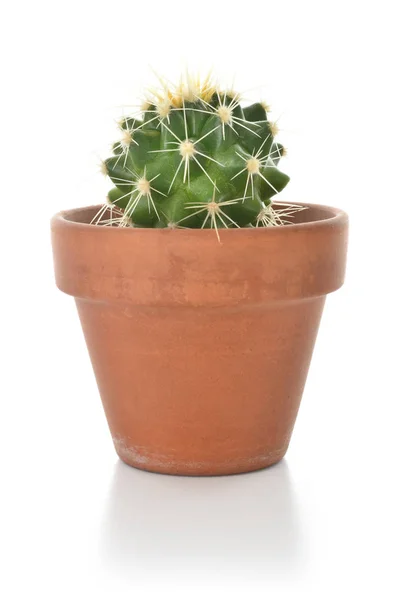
96,73,302,235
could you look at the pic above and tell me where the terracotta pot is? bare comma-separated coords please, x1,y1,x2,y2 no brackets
51,203,348,476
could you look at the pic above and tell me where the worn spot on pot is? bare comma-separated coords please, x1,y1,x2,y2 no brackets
112,436,287,474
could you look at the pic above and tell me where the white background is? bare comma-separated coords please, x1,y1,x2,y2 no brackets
1,1,399,597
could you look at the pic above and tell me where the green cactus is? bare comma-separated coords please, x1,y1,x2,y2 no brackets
96,74,303,237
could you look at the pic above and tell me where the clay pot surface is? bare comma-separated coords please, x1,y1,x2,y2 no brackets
51,203,348,475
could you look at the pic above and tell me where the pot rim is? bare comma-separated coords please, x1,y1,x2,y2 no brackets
51,201,348,235
51,201,349,304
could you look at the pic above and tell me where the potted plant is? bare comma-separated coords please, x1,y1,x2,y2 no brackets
51,73,348,476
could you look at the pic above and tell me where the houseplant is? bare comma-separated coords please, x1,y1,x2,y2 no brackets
51,73,348,476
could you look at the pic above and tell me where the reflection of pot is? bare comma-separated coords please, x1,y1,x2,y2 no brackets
52,203,348,475
100,460,305,577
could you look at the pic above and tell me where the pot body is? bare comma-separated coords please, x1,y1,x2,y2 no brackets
51,204,348,475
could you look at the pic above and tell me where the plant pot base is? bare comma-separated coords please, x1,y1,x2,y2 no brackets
114,439,288,476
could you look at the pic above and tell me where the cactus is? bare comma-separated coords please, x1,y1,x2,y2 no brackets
95,73,304,237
